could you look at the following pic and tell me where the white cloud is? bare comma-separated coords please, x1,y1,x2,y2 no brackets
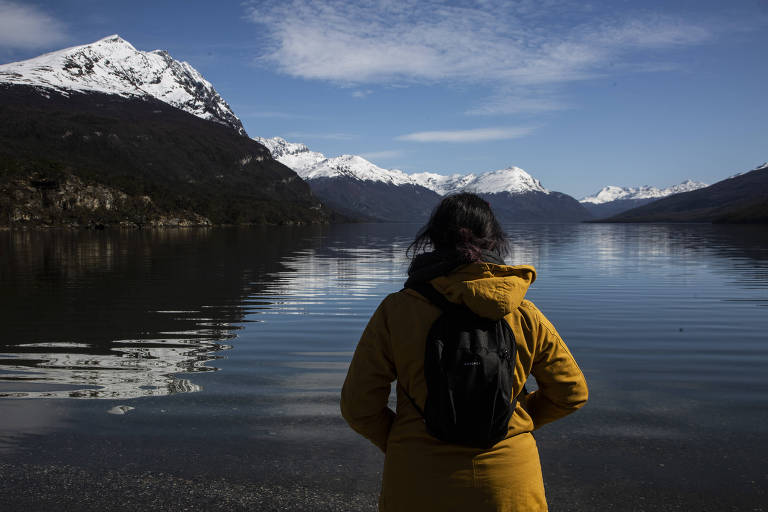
244,1,713,87
243,1,718,119
396,127,534,142
0,1,66,49
466,87,569,116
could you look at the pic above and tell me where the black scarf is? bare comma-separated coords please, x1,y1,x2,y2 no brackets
405,249,506,286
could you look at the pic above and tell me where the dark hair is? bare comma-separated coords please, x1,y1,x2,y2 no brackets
408,193,509,261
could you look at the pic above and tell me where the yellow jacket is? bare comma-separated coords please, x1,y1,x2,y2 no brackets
341,262,588,511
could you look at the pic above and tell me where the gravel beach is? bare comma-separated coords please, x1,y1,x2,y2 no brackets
2,411,765,512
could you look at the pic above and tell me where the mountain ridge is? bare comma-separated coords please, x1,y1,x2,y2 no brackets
0,35,245,135
255,136,591,222
580,179,709,217
0,37,332,227
254,136,551,196
581,180,708,204
597,163,768,223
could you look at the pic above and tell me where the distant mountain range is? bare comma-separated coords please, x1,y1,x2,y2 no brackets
257,134,763,224
255,137,591,222
1,35,762,227
598,163,768,223
0,36,331,227
580,180,708,218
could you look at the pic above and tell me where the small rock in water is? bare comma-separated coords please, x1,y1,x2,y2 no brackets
107,405,135,415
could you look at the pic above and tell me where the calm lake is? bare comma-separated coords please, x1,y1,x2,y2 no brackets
1,223,767,511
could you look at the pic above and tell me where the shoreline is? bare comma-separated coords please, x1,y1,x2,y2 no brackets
2,426,765,512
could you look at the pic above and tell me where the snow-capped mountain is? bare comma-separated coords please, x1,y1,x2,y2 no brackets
254,137,440,221
255,136,550,196
0,39,330,227
461,168,549,195
0,35,245,135
255,136,590,222
580,180,709,218
410,169,548,196
255,136,416,186
408,172,475,195
254,137,326,173
580,180,708,204
604,162,768,223
301,155,416,184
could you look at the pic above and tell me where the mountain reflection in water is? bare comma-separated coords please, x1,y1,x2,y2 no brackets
1,223,766,404
0,227,324,399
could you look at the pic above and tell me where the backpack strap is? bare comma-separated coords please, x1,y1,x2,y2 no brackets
404,280,462,313
401,280,476,420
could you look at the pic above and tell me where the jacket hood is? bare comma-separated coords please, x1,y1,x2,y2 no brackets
406,251,536,320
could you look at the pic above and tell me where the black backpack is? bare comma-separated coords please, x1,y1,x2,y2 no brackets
402,281,520,449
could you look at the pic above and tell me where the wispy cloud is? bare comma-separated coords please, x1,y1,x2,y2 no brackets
244,1,713,88
0,1,66,49
396,127,534,143
466,87,569,116
352,89,373,98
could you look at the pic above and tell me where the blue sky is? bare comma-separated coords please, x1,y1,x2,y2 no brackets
1,0,766,198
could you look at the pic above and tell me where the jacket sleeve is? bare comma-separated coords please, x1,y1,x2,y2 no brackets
523,305,588,429
340,297,397,452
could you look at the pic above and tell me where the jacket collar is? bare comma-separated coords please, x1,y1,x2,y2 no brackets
406,250,536,320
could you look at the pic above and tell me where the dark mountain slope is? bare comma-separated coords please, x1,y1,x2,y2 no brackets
481,190,593,223
307,177,442,222
601,164,768,223
582,197,658,218
0,85,331,227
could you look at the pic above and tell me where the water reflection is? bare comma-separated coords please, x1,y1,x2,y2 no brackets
0,338,215,399
0,227,322,399
1,223,766,402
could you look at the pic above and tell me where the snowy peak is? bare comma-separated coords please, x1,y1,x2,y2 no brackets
411,167,549,195
580,179,708,204
0,35,245,135
307,155,415,185
257,136,550,195
254,136,414,185
462,167,549,195
410,172,476,196
253,136,326,173
254,136,310,158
